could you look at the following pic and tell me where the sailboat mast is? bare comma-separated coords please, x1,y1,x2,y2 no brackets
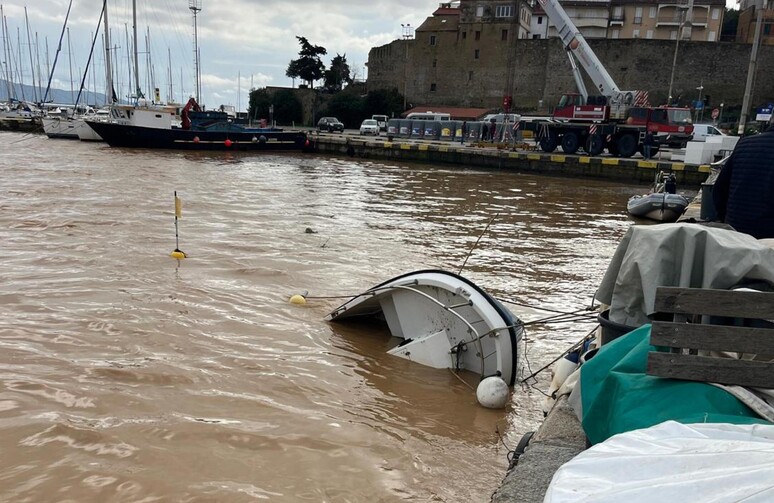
103,0,113,104
17,27,26,101
189,0,201,103
1,6,14,100
35,32,42,102
24,7,37,102
67,28,74,103
41,0,74,105
132,0,141,100
167,47,173,103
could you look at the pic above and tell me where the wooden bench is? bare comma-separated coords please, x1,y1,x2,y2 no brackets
646,286,774,389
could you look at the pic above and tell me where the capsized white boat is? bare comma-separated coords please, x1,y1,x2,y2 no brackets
326,269,524,386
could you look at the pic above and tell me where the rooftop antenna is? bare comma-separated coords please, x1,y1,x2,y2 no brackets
189,0,202,104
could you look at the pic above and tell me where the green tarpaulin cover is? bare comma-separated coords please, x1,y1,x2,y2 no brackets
578,324,770,445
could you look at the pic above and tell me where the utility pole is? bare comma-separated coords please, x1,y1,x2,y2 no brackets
737,0,767,135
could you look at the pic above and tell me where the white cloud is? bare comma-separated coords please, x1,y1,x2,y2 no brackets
1,0,439,109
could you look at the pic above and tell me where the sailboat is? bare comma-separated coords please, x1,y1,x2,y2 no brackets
86,2,309,152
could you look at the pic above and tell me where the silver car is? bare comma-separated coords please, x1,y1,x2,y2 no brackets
359,119,380,136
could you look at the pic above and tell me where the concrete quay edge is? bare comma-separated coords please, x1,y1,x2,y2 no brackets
310,133,712,186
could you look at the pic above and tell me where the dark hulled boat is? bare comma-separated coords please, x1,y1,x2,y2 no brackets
85,99,309,152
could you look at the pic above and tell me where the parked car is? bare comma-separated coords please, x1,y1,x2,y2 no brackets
371,114,389,131
480,113,521,123
317,117,344,132
691,123,727,142
359,119,380,136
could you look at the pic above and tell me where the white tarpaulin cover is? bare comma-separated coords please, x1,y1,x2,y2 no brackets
597,223,774,326
545,421,774,503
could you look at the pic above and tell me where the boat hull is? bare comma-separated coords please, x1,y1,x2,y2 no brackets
42,117,79,139
85,120,309,151
627,193,689,223
327,269,523,386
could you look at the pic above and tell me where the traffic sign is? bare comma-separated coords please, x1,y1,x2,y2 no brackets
711,108,719,119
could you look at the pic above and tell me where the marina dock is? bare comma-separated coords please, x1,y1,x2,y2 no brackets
310,132,713,186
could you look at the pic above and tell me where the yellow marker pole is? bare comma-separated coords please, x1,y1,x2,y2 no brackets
170,191,187,259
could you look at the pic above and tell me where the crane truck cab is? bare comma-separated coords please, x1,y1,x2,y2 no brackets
625,106,694,148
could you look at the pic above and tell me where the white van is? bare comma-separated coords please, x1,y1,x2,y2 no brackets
405,111,451,121
692,124,727,142
371,114,389,131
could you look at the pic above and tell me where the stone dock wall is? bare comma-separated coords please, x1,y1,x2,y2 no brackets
309,133,712,186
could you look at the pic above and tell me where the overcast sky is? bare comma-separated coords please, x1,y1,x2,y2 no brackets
1,0,439,110
2,0,739,110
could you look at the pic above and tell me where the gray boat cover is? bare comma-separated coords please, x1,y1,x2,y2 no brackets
597,223,774,327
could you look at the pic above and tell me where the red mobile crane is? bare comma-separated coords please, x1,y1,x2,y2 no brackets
520,0,694,157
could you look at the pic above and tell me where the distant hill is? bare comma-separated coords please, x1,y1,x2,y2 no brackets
0,80,107,106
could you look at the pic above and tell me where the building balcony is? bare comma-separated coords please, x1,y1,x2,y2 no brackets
576,17,611,29
610,14,624,25
656,14,709,26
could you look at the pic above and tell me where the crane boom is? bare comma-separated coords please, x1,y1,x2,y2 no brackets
536,0,640,107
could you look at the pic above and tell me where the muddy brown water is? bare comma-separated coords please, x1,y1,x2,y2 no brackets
0,132,664,501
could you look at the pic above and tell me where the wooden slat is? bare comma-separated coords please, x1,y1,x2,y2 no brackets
654,287,774,319
647,352,774,388
651,322,774,355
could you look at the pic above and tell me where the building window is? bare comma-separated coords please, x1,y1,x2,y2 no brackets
502,29,508,41
634,7,642,24
475,30,481,40
462,31,467,39
649,6,656,18
533,34,541,39
468,71,473,81
538,16,543,24
432,58,437,67
495,5,513,17
612,6,623,21
474,49,480,59
430,35,436,46
764,23,771,35
430,83,436,92
646,29,653,39
633,29,640,38
712,8,720,20
476,6,484,17
670,30,677,40
708,31,716,41
612,29,620,39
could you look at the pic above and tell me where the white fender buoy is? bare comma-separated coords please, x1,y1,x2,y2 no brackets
476,376,509,409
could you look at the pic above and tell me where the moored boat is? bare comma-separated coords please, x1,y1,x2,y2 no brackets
627,192,690,222
627,171,690,222
86,98,309,152
326,269,524,386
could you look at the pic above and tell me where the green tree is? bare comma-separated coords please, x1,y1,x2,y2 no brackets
248,88,303,126
363,88,404,119
272,89,303,125
323,54,352,93
322,91,365,128
286,37,327,88
721,8,739,42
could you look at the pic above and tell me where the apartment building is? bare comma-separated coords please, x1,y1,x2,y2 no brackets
736,0,774,45
609,0,725,41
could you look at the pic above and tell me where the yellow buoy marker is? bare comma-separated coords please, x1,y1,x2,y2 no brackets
289,290,309,305
170,191,187,259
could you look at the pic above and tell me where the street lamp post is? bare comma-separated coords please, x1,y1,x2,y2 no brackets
666,7,690,106
401,23,412,111
696,83,704,122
